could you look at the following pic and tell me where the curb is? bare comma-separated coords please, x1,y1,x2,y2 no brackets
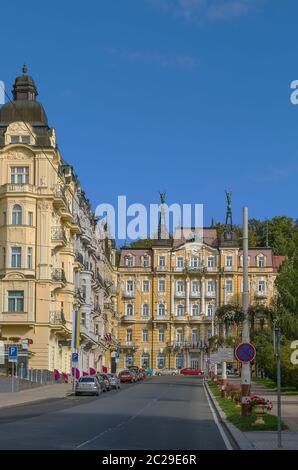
204,380,255,450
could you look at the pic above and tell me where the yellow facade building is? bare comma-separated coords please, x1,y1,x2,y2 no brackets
116,226,282,372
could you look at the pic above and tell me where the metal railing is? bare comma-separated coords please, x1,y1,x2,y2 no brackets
51,268,67,284
49,310,66,325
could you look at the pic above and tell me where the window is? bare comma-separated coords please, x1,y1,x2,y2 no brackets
143,256,149,267
158,255,166,267
176,328,183,343
207,256,214,268
158,303,165,317
11,247,21,268
192,280,199,293
258,280,266,292
27,247,33,269
192,304,199,317
21,135,30,144
191,257,199,268
125,355,133,367
142,329,149,342
176,280,184,293
176,304,184,318
11,167,29,184
176,256,184,268
8,290,24,312
126,329,133,343
141,353,149,368
157,355,165,369
126,280,133,292
226,255,233,267
207,328,212,338
158,328,164,342
28,211,33,226
258,256,265,268
176,354,184,369
95,324,99,335
192,328,198,343
12,204,22,225
207,280,214,292
80,312,86,327
142,303,149,317
126,303,134,317
158,279,165,292
225,280,233,293
126,256,134,267
207,304,213,317
142,280,149,292
11,135,20,144
3,211,6,225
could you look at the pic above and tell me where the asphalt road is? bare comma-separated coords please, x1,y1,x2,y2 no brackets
0,376,233,450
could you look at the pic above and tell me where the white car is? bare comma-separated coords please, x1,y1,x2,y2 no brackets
155,368,179,376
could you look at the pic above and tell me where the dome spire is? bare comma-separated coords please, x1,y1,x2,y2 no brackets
12,66,38,101
22,64,28,75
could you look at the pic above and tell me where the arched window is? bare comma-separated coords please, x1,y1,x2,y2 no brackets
158,303,165,317
126,303,134,317
192,304,199,317
176,304,184,318
126,328,133,343
12,204,22,225
156,354,165,369
142,303,149,317
125,355,133,367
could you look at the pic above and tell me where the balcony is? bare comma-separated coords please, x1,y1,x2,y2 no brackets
122,290,136,299
122,315,136,322
119,341,138,351
74,252,84,264
49,310,66,326
185,266,206,274
174,291,186,298
255,291,267,300
189,291,200,298
173,266,184,272
223,265,233,272
206,291,216,299
206,266,217,272
59,206,73,223
167,340,204,350
51,268,67,284
51,226,67,245
75,288,86,302
53,185,68,208
156,265,167,272
0,183,34,194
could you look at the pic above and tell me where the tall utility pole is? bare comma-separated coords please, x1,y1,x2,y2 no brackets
241,207,251,417
274,322,282,448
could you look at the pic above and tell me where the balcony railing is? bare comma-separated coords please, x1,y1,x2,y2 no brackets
185,266,206,274
167,340,204,350
122,291,136,299
175,291,186,298
189,291,200,298
119,341,138,350
156,266,167,272
49,310,66,325
1,183,34,193
255,291,267,299
74,252,84,264
51,226,67,244
51,268,67,284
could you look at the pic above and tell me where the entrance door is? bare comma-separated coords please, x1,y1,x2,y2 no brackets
190,358,199,370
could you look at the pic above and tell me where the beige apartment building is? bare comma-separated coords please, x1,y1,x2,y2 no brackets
116,226,283,372
0,68,118,375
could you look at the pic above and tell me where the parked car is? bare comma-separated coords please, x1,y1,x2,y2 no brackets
119,369,134,383
155,368,179,376
108,373,121,390
180,368,204,376
99,373,111,391
75,375,103,396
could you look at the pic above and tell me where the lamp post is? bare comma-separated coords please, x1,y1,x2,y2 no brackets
274,320,282,448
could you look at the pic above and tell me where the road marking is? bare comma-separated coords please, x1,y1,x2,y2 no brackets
204,382,233,450
75,385,170,449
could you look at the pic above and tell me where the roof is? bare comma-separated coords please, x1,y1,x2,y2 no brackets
273,256,286,272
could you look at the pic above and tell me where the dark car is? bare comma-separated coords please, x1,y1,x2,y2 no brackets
98,373,111,391
108,373,121,390
119,370,134,383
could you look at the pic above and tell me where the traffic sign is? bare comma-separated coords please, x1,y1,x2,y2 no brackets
235,342,256,363
72,352,79,363
218,347,234,362
8,346,18,362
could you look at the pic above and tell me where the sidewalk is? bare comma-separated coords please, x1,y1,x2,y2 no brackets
0,383,72,410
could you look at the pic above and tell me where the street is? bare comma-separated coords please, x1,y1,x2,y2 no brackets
0,376,233,450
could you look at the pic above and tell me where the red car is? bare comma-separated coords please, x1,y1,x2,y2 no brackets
180,368,204,376
119,370,134,383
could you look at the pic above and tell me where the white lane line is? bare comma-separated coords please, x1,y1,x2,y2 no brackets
75,386,170,449
204,383,233,450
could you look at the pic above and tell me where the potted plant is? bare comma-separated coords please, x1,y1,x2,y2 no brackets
250,395,273,425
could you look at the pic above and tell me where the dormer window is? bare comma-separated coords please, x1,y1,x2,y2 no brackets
10,135,30,144
126,255,134,267
258,255,265,268
143,256,149,267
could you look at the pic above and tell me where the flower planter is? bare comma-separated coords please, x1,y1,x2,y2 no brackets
253,405,266,425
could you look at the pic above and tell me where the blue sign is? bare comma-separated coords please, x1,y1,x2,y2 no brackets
72,352,79,363
8,346,18,362
235,342,256,363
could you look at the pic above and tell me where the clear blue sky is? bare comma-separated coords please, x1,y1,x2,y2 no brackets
1,0,297,230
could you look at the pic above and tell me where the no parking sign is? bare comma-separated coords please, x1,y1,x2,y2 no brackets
235,342,256,363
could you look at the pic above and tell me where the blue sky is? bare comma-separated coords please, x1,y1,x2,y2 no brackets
1,0,298,233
